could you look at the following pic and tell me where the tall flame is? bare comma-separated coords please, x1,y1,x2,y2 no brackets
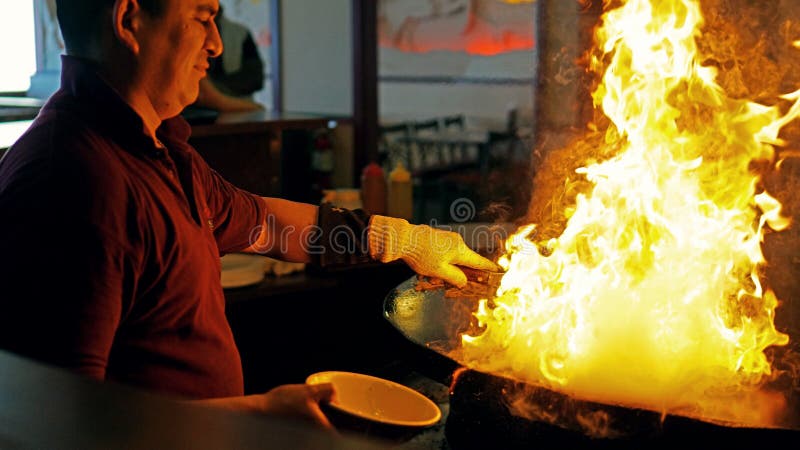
462,0,800,427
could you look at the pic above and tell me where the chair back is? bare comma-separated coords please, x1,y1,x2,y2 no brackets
378,122,412,170
441,115,465,130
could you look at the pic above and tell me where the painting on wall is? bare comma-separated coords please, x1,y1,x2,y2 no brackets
377,0,537,126
378,0,536,56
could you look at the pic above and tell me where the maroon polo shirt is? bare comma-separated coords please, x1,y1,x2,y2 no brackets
0,56,266,399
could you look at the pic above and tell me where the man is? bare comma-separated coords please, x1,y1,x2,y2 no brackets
0,0,496,428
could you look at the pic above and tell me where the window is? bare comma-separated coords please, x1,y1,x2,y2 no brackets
0,1,36,93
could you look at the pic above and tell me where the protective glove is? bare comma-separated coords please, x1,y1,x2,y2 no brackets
368,215,499,287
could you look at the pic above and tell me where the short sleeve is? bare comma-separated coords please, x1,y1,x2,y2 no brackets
192,154,266,253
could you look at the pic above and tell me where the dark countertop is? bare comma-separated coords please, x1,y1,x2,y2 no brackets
223,270,339,304
222,260,418,305
191,110,351,137
223,262,418,393
0,97,43,123
222,261,405,304
1,110,350,151
0,350,388,450
218,263,454,449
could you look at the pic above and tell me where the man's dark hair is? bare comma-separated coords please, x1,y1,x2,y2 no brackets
55,0,163,55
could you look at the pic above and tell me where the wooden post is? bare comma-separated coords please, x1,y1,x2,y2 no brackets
351,0,378,187
533,0,603,155
269,0,282,112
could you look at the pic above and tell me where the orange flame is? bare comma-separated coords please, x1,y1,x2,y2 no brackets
462,0,800,427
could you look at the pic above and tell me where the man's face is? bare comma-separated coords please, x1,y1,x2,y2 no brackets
137,0,223,119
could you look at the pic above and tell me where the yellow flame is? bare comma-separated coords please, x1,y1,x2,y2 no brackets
462,0,800,427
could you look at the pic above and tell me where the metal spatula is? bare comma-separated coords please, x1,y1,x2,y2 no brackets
446,266,505,298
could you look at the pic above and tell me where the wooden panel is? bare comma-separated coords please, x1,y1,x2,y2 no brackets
190,131,278,197
352,0,378,185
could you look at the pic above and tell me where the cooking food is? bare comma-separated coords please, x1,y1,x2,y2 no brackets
414,266,504,299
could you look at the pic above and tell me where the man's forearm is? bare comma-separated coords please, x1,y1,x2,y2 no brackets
243,198,318,263
190,395,262,413
188,384,334,428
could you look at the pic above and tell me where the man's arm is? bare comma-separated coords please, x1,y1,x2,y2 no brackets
195,78,263,112
242,198,318,263
242,197,499,286
190,383,335,429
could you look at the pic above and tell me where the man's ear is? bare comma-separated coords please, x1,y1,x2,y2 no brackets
111,0,143,54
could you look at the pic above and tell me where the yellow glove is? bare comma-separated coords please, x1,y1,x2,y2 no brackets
368,215,499,287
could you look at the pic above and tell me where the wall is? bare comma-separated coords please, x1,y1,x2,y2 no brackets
280,0,353,115
379,49,536,130
29,0,61,98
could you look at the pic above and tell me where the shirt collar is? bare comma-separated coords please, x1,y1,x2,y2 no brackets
49,55,192,156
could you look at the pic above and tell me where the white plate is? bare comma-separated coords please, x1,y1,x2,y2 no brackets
306,371,441,427
220,254,266,288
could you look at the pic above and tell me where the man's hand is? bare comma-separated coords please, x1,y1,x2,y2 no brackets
368,215,499,287
256,383,335,428
191,383,335,429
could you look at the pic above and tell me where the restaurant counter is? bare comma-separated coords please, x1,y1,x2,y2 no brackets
223,262,416,395
188,110,350,203
221,262,453,449
2,110,349,205
222,223,511,393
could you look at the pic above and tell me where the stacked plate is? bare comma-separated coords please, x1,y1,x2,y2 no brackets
220,254,266,289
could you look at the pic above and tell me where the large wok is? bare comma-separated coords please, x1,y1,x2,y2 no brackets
383,276,800,449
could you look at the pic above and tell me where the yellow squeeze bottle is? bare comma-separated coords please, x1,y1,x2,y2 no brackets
387,162,413,221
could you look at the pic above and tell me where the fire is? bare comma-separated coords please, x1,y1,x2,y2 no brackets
461,0,800,427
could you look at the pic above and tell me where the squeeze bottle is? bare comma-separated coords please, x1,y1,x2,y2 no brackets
361,162,387,215
387,162,413,221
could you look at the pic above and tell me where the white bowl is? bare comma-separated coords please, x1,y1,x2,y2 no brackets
306,371,441,427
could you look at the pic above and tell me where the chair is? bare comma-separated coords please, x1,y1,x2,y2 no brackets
436,119,486,223
380,117,495,223
378,122,412,172
487,107,532,169
442,115,465,128
412,116,489,223
410,119,441,170
440,114,466,163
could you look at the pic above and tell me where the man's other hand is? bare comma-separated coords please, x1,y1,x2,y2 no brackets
257,383,335,428
191,383,335,429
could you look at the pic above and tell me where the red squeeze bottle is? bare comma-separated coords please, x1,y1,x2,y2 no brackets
361,162,387,215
